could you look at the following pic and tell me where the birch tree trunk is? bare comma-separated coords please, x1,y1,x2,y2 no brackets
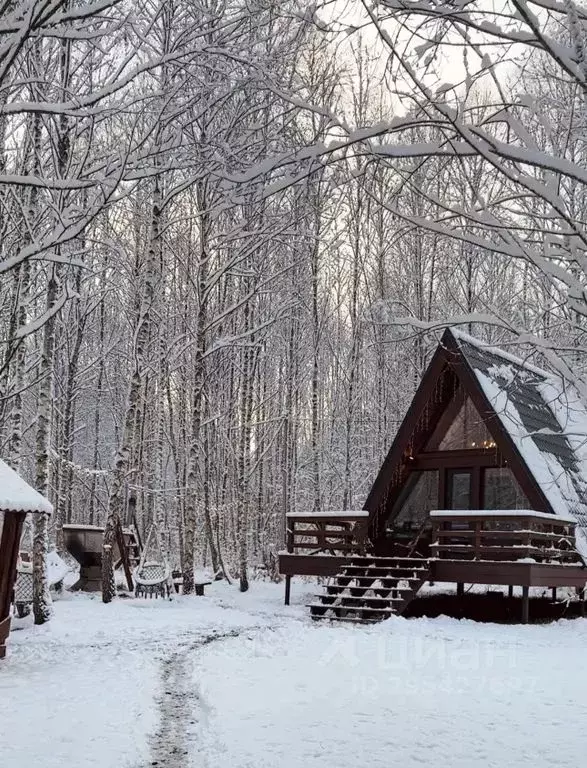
237,285,256,592
102,176,162,602
88,262,107,526
182,190,210,595
33,264,59,625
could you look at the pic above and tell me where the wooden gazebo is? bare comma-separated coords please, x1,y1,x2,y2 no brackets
0,459,53,658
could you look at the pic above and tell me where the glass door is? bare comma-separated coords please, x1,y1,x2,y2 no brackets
446,470,472,510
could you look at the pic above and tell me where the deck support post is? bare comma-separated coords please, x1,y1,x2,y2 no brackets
456,582,464,598
284,575,291,606
522,586,529,624
508,585,514,599
580,588,586,618
551,587,557,602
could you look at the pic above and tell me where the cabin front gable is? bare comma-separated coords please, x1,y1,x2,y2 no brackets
366,330,555,555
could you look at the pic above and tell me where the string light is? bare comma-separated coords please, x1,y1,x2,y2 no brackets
469,440,496,449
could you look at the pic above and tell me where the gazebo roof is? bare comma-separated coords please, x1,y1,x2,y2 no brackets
0,459,53,515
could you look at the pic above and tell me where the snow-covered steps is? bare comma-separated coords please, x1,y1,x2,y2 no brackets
309,556,431,624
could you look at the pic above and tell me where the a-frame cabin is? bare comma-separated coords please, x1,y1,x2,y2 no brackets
279,328,587,623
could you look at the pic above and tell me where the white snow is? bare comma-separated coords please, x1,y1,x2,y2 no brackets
2,580,587,768
286,510,368,519
0,459,53,514
195,617,587,768
47,550,69,585
62,523,104,530
430,509,576,522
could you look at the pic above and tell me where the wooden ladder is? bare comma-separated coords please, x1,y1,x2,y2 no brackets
114,520,142,591
308,556,431,624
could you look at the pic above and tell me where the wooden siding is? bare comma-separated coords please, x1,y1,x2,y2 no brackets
0,511,26,659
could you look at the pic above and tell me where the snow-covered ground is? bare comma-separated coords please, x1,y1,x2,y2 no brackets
2,579,587,768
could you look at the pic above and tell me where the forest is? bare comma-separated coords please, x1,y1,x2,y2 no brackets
1,0,587,612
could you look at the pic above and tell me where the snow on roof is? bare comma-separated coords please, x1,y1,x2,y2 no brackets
0,459,53,514
450,328,551,378
451,331,587,557
62,523,103,531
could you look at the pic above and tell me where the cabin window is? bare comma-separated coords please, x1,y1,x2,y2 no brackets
483,467,528,510
437,397,495,451
389,470,439,530
447,470,472,509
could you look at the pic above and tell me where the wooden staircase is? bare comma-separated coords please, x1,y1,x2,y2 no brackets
308,556,431,624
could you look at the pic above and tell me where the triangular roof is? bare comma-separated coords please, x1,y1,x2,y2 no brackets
0,459,53,515
365,328,587,550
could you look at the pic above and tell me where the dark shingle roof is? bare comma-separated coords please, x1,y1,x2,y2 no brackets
457,338,578,470
450,330,587,539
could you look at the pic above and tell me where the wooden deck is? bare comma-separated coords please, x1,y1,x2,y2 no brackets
279,510,587,622
281,512,368,604
280,553,587,587
431,559,587,587
430,510,581,562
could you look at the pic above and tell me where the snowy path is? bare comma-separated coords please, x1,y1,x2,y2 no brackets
146,629,250,768
0,583,295,768
2,581,587,768
147,640,203,768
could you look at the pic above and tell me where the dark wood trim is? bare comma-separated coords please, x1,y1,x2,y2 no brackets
425,386,465,450
438,469,446,511
522,585,530,623
471,466,482,508
0,511,25,618
431,560,587,588
412,448,504,470
278,553,350,577
284,575,292,605
364,343,457,527
0,511,26,659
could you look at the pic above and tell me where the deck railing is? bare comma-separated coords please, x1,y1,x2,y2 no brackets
430,510,582,564
286,512,369,555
